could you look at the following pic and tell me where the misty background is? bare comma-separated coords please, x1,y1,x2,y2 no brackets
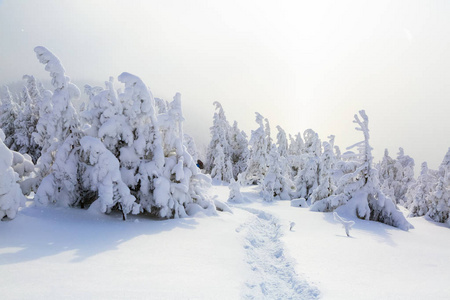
1,0,449,172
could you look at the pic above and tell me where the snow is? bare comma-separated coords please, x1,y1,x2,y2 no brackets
1,184,450,299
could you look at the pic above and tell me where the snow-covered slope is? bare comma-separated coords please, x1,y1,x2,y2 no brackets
1,184,449,299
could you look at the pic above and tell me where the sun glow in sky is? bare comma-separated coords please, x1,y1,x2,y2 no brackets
0,0,449,170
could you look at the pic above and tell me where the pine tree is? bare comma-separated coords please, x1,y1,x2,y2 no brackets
310,140,337,205
261,144,294,201
32,46,81,194
14,86,40,162
292,129,321,200
156,93,215,218
229,121,249,179
396,147,415,205
205,101,233,182
242,112,270,185
406,162,435,217
0,85,19,151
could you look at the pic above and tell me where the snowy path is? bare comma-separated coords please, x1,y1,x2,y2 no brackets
235,206,319,300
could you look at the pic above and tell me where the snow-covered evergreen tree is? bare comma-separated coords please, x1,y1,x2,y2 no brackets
156,93,215,217
14,86,40,162
288,132,304,179
229,121,249,180
408,149,450,223
292,129,321,200
396,147,415,205
0,85,19,151
114,72,165,213
377,149,400,202
261,144,294,201
183,133,199,164
32,46,81,192
209,143,233,182
80,136,139,219
205,101,233,182
276,125,289,158
310,140,337,205
406,162,435,217
310,110,413,230
0,129,26,220
242,112,270,185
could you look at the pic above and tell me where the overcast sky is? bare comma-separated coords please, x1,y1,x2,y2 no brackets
1,0,449,171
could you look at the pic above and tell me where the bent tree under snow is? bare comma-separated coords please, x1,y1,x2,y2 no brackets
310,110,413,231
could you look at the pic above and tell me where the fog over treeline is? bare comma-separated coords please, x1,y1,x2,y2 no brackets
1,0,449,171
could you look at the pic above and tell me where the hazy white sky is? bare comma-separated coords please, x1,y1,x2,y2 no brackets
0,0,449,171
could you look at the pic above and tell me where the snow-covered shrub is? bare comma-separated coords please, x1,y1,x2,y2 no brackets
228,176,245,203
310,110,413,230
0,129,26,220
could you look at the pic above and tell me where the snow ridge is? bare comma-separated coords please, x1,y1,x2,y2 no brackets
236,206,319,299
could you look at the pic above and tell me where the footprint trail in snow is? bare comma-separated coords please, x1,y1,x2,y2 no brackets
235,207,319,300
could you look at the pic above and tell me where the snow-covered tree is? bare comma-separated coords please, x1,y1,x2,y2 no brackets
183,133,199,163
210,143,233,182
0,129,26,220
377,149,400,202
242,112,270,185
264,117,273,153
276,125,289,158
0,85,19,151
426,149,450,223
310,110,413,230
261,144,294,201
156,93,215,218
407,149,450,223
288,132,304,179
32,46,81,191
14,86,40,162
205,101,233,182
229,121,249,179
80,136,139,219
292,129,321,200
114,72,165,213
405,162,435,217
310,140,337,205
396,147,415,204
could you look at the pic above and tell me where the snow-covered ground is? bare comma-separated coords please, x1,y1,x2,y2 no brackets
1,184,449,299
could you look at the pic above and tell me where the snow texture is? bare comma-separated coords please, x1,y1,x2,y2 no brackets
236,206,319,300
